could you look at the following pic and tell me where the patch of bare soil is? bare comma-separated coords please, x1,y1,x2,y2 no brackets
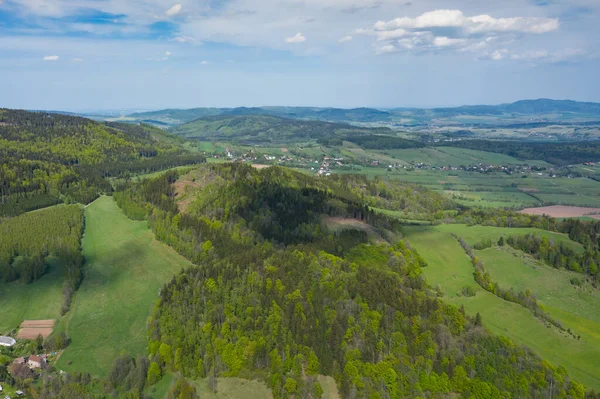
17,320,55,339
251,164,271,169
520,205,600,218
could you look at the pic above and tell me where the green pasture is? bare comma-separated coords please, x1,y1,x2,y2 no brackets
403,225,600,390
373,147,550,167
428,224,584,253
0,259,63,334
55,196,191,376
479,247,600,325
148,373,273,399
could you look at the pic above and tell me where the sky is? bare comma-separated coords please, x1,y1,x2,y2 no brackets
0,0,599,111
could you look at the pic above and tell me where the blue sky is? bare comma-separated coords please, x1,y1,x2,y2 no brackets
0,0,599,110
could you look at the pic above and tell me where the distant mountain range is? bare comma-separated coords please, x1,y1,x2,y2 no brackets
120,99,600,127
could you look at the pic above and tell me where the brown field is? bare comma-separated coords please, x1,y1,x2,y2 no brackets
17,319,54,339
521,205,600,218
251,164,270,169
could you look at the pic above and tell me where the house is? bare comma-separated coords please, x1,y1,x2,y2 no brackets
0,337,16,347
27,355,46,369
12,357,25,365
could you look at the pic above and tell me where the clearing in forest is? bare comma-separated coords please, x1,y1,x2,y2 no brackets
322,216,387,244
149,374,274,399
403,224,600,391
55,196,191,377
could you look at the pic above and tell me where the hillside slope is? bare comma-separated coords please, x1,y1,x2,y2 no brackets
111,163,591,398
168,114,418,146
0,109,204,216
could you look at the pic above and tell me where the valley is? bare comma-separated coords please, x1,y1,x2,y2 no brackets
1,104,600,398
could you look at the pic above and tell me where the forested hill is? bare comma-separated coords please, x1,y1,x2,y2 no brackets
0,109,204,216
168,114,422,147
109,163,590,399
412,99,600,117
128,106,394,125
126,99,600,126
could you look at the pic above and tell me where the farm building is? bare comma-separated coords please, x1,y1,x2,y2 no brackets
27,355,47,369
0,336,16,347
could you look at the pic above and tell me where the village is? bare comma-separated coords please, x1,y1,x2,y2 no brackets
207,147,574,179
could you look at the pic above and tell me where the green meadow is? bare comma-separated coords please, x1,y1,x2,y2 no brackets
0,258,63,334
147,373,341,399
148,373,273,399
427,224,584,253
403,224,600,390
56,196,191,376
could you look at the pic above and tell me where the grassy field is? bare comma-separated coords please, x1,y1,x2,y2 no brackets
147,373,340,399
148,373,273,399
329,165,600,209
373,147,550,167
403,225,600,390
477,247,600,389
426,224,584,253
0,258,64,335
479,247,600,325
55,196,191,376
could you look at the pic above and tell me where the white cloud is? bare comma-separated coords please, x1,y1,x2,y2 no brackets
375,44,397,55
358,9,564,60
43,55,59,61
510,48,585,63
338,35,353,43
432,37,466,47
173,36,197,44
375,10,465,31
201,60,209,65
489,49,508,60
285,32,306,44
374,10,559,34
72,57,84,62
147,50,172,61
165,4,182,17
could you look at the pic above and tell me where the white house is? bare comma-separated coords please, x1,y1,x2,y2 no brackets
0,337,16,347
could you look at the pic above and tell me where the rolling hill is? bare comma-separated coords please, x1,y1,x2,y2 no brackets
167,114,420,147
125,99,600,127
0,109,204,216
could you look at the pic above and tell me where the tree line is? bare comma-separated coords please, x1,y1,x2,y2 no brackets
0,205,84,313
